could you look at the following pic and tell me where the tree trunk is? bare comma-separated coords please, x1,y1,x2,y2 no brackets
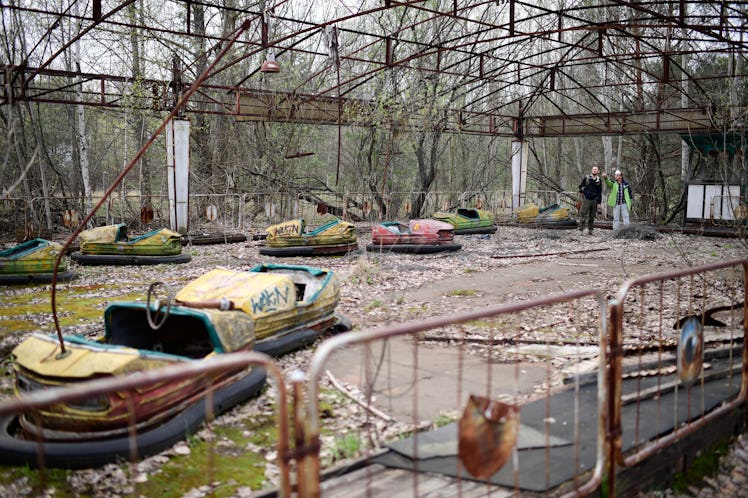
190,2,212,188
128,3,152,211
37,148,52,229
409,128,442,218
73,3,92,219
75,90,92,217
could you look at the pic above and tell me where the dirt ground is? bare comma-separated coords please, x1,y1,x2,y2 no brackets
332,225,745,329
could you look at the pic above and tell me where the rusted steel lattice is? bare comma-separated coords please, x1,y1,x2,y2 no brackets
1,1,745,137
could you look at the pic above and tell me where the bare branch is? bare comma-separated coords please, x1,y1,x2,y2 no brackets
1,146,38,199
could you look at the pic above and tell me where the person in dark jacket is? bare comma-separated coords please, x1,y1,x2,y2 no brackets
578,166,603,234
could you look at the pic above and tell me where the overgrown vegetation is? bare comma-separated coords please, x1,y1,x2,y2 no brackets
0,419,278,498
329,433,362,463
0,466,76,498
350,256,379,285
134,422,275,497
671,442,730,494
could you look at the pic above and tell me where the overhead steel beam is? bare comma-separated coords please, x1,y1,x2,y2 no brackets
525,108,720,137
235,90,516,135
236,90,723,137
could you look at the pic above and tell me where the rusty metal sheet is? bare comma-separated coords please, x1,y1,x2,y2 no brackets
458,394,520,479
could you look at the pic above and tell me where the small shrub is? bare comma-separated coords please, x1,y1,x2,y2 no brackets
447,289,477,297
671,443,728,493
331,433,361,462
351,256,379,285
432,410,458,428
365,300,383,311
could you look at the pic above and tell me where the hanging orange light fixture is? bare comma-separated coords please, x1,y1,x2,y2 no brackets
260,52,280,73
260,10,280,74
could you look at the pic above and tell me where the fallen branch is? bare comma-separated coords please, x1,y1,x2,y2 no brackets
491,245,611,259
418,335,601,347
325,370,394,422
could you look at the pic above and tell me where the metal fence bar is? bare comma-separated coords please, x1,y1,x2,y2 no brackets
0,197,31,240
187,193,243,230
710,195,745,224
633,193,658,224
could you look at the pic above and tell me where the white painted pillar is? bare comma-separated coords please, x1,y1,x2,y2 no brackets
511,139,528,209
166,119,190,233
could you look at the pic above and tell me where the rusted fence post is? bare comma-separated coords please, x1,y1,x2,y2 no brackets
292,370,321,498
606,299,624,497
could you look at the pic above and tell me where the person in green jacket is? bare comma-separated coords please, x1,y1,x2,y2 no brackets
602,169,632,231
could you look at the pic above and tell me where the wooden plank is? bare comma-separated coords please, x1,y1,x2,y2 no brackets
419,476,514,497
319,463,514,497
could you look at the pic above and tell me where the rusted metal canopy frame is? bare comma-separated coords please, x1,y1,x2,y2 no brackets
607,258,748,496
305,288,609,497
0,1,262,105
3,62,734,138
280,1,746,121
6,54,732,124
23,0,138,86
2,0,745,137
0,351,293,498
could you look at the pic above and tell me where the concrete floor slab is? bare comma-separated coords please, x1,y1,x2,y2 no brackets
324,336,549,422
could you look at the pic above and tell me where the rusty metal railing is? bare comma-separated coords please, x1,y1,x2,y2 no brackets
301,288,608,497
0,351,293,498
607,258,748,495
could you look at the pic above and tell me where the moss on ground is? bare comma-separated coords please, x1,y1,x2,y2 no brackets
0,466,77,498
0,284,143,336
0,415,279,497
137,422,275,497
447,289,478,297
